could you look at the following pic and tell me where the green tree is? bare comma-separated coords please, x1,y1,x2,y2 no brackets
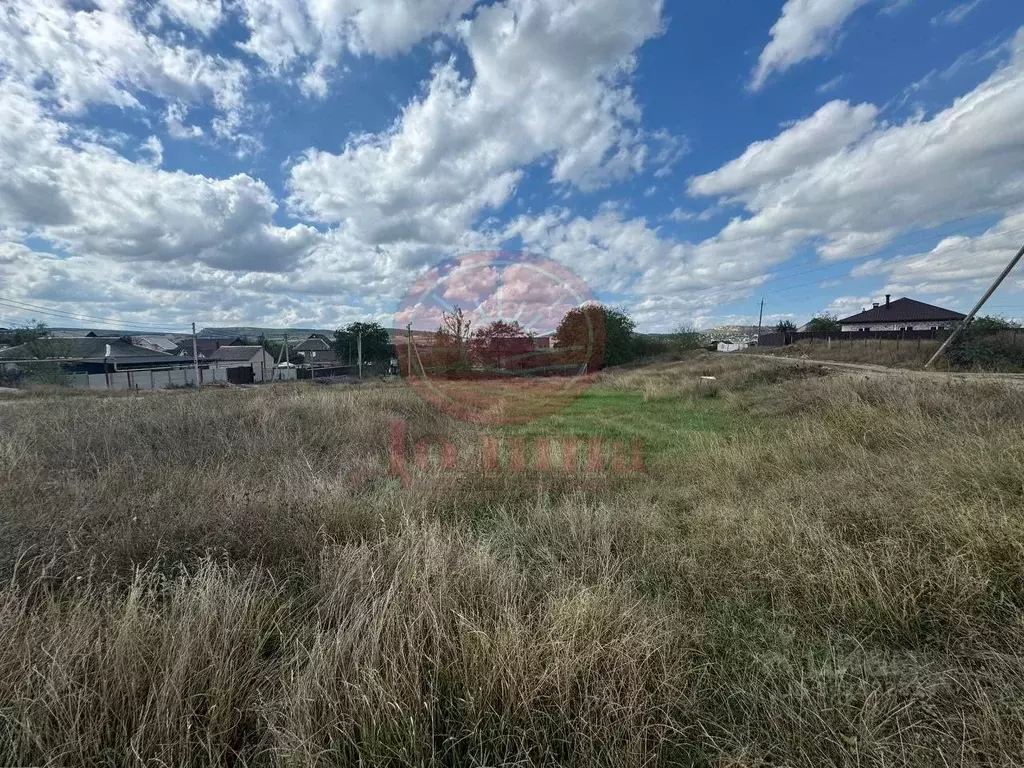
672,323,705,352
774,320,798,333
804,313,841,332
630,334,671,359
603,307,637,366
0,322,70,386
554,304,637,369
333,322,393,366
0,321,49,348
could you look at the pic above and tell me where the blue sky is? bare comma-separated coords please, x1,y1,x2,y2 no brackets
1,0,1024,333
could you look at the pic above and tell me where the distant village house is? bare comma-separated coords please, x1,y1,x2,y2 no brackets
292,333,337,364
175,337,244,358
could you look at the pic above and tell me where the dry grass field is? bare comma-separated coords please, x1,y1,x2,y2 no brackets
1,355,1023,766
748,337,945,368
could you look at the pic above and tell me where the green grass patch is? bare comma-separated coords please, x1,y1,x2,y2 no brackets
500,388,731,465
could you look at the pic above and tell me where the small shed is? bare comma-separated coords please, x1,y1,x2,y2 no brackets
205,345,276,382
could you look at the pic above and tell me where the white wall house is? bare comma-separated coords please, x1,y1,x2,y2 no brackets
839,296,965,333
716,340,750,352
205,345,277,382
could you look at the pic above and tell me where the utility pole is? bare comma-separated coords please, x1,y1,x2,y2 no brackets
756,297,764,344
357,331,363,380
407,323,413,377
925,238,1024,368
191,322,201,388
271,335,286,381
258,333,267,383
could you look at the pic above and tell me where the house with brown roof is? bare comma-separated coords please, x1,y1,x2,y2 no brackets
839,296,965,332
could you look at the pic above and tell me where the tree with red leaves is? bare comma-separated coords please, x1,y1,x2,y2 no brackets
470,320,536,372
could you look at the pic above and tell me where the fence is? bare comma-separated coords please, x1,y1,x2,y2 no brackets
76,366,215,390
296,364,359,380
1,363,300,391
757,329,951,347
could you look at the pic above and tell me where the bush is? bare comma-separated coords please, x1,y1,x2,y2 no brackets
804,313,841,332
0,362,69,387
0,365,25,387
629,334,671,359
672,324,705,353
947,328,1024,371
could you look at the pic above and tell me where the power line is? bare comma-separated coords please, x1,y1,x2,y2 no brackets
0,297,182,329
0,296,190,332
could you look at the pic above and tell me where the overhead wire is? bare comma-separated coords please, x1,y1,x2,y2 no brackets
0,296,191,332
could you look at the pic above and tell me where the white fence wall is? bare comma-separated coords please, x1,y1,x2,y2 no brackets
81,366,200,390
71,363,294,390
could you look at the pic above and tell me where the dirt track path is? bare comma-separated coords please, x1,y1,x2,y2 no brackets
738,353,1024,388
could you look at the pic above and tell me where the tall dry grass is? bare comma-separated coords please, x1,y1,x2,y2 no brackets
0,361,1023,765
750,337,944,368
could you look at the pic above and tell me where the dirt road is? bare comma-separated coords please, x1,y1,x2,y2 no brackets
740,353,1024,388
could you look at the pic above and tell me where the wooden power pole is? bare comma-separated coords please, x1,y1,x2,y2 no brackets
191,322,201,388
357,331,363,380
756,297,764,344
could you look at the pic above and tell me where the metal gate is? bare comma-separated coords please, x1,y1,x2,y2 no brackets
226,366,255,384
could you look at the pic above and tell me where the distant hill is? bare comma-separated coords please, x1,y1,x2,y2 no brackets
197,327,335,340
199,326,440,341
47,326,154,338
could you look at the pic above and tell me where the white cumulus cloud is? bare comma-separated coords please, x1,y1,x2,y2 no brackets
693,29,1024,270
689,100,878,197
0,0,248,135
234,0,477,95
751,0,874,90
288,0,669,260
0,85,318,273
